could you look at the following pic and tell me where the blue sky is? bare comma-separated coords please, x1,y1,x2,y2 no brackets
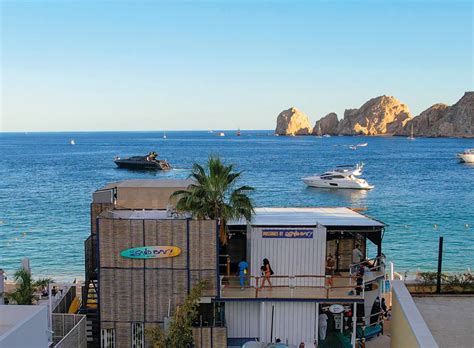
1,0,472,131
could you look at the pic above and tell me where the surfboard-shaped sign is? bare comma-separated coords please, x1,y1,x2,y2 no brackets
120,246,181,259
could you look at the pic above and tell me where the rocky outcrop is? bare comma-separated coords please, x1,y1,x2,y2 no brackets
275,107,313,135
397,92,474,137
336,96,412,135
312,112,339,135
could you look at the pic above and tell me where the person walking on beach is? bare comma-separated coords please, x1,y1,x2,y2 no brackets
318,310,328,341
325,254,336,286
260,258,273,289
238,258,248,290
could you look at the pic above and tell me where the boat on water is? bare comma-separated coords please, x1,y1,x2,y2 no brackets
323,134,331,138
114,152,171,170
236,128,241,136
219,132,225,137
457,149,474,163
315,124,322,137
302,163,374,190
407,123,415,140
349,142,368,150
70,139,75,145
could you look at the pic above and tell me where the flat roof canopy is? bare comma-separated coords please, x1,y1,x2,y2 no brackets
229,207,384,228
98,179,194,191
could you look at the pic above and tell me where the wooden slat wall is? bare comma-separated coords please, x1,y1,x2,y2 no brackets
192,327,227,348
90,203,113,235
98,216,218,347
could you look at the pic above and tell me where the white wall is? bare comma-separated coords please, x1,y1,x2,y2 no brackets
225,302,260,338
261,302,317,345
0,305,49,348
248,225,326,287
226,301,318,345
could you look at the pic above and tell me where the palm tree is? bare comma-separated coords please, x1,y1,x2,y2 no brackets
172,156,254,245
8,268,53,305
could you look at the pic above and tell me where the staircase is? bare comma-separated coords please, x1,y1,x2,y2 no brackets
79,277,100,348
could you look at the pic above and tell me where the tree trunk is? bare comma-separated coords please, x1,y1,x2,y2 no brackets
219,219,228,245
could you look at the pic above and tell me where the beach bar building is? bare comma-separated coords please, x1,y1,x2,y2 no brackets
84,179,386,348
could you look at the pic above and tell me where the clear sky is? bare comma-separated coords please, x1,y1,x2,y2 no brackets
1,0,472,132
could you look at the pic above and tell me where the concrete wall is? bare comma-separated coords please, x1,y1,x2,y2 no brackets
0,305,49,348
391,281,438,348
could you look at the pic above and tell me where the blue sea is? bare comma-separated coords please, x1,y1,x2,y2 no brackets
0,131,473,280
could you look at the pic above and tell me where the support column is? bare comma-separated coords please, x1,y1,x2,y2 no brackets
352,302,357,348
259,302,266,343
315,303,319,344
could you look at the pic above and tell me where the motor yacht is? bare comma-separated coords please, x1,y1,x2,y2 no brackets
457,149,474,163
114,151,171,170
302,163,374,190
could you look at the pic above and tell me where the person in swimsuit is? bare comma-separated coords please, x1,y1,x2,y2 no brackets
260,258,273,289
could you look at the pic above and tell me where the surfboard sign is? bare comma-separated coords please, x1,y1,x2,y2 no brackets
120,246,181,259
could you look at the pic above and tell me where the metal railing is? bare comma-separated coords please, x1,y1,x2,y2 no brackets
220,274,366,299
53,314,87,348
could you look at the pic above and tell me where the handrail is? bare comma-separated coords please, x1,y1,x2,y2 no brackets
220,274,365,299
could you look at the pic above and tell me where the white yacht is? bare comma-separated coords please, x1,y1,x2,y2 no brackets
302,163,374,190
457,149,474,163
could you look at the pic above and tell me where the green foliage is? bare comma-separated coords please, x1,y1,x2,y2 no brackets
146,281,206,348
418,271,474,293
418,271,447,286
7,268,54,305
172,156,254,244
444,272,474,293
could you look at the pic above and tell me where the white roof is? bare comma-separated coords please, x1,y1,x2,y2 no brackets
230,207,384,227
101,207,384,227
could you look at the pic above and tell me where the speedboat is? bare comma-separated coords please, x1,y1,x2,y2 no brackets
302,163,374,190
457,149,474,163
114,152,171,170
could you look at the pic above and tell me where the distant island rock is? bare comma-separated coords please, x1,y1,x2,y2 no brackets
274,92,472,138
275,107,313,135
336,95,412,135
312,112,339,135
397,92,473,138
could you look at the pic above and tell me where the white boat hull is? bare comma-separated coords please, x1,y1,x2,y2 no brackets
458,153,474,163
303,177,374,190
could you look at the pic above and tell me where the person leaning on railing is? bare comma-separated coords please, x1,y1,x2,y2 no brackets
325,254,336,286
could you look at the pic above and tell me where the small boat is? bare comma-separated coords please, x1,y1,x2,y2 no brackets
407,123,415,140
357,143,368,147
315,124,322,138
323,134,331,138
302,163,374,190
457,149,474,163
163,132,167,139
236,129,241,136
219,132,225,137
114,152,171,170
70,139,75,145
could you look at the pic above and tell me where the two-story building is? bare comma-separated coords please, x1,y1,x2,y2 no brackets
83,179,386,348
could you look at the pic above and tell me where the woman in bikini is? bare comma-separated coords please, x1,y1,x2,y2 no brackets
260,258,273,289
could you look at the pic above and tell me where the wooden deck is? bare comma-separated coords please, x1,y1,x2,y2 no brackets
219,273,382,300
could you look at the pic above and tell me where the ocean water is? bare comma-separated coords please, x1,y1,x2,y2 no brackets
0,131,473,280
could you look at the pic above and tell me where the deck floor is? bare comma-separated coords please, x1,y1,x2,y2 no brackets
220,273,382,300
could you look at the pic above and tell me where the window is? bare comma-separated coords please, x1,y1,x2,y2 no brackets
132,322,145,348
101,329,115,348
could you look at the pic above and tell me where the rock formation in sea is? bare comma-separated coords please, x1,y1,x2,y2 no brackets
275,107,313,135
336,95,412,135
312,112,339,135
397,92,474,137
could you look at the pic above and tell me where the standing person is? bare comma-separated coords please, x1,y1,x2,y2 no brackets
352,244,363,272
260,258,273,289
237,258,248,290
325,254,336,286
318,310,328,341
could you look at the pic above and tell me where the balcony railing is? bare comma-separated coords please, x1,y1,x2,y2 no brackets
219,274,369,300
